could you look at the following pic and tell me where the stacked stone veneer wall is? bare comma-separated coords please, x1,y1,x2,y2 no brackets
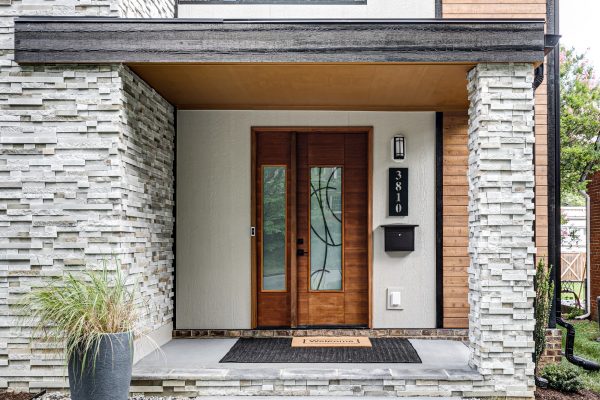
119,68,175,335
0,0,175,391
467,63,537,398
119,0,176,18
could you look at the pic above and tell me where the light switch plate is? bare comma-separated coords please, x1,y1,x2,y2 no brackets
386,287,403,310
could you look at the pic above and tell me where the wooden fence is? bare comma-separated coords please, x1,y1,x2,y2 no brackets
561,252,586,282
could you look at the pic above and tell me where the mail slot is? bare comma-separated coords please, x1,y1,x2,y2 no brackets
381,224,418,252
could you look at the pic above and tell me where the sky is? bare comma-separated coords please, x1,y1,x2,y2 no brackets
560,0,600,71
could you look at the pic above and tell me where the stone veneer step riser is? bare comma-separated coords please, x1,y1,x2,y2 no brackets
129,378,488,397
172,329,469,341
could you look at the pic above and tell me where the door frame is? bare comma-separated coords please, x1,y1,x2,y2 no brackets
250,126,373,329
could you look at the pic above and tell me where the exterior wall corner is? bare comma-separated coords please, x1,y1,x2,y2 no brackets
0,22,175,388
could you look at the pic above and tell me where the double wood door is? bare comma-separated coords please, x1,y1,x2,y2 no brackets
253,128,371,328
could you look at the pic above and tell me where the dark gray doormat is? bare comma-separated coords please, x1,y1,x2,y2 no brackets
219,338,421,363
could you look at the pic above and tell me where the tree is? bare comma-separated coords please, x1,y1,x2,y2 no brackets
560,46,600,205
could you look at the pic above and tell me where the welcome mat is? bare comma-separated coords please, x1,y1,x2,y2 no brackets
219,338,421,363
291,336,371,348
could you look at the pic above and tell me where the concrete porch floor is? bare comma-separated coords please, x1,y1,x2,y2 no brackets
130,338,482,397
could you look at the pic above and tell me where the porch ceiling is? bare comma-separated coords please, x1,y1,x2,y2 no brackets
128,63,473,111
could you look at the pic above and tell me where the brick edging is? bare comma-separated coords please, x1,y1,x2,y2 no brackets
173,328,469,341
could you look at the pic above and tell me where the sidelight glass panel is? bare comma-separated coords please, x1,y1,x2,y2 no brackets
262,166,287,291
310,167,343,291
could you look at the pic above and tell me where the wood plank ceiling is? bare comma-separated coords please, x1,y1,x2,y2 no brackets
128,63,473,111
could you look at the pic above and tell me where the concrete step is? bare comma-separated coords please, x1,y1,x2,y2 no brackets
130,339,483,397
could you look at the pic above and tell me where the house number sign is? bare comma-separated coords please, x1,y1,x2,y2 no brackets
388,168,408,216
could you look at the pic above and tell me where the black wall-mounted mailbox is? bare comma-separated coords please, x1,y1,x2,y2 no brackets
381,224,418,252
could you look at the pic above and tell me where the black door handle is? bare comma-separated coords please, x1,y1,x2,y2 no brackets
297,249,306,256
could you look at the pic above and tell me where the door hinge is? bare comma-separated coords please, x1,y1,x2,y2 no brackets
250,226,256,237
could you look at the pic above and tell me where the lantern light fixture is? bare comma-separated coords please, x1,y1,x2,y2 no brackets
392,135,405,162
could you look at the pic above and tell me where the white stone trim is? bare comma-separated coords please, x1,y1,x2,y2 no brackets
134,322,173,364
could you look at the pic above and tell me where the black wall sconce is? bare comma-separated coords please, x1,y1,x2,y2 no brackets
392,135,405,162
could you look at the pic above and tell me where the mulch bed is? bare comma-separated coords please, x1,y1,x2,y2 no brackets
536,388,600,400
0,392,36,400
3,388,600,400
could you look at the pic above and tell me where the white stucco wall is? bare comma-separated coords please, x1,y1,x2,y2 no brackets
176,110,436,329
178,0,434,19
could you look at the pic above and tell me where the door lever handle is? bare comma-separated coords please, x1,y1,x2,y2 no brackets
297,249,306,256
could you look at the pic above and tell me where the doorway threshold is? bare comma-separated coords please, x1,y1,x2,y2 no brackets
173,327,468,342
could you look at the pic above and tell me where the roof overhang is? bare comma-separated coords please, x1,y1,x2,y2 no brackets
13,17,548,111
15,17,546,64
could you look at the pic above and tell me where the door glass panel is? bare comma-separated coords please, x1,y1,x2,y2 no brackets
310,167,343,291
262,166,286,291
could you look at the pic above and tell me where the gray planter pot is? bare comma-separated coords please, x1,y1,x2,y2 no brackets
68,332,133,400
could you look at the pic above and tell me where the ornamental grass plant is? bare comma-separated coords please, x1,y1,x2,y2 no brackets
21,259,147,376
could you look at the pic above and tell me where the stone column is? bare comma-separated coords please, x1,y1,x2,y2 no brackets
467,63,537,398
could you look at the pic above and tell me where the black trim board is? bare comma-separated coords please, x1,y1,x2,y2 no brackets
547,0,560,328
435,112,444,328
14,17,546,64
435,0,442,18
172,108,178,330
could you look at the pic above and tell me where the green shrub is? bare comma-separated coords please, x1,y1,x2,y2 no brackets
564,306,585,320
534,259,554,372
541,363,584,393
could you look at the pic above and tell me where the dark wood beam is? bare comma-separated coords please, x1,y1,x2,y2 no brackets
14,17,546,64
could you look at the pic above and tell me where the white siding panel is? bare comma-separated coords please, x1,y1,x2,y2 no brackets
176,110,436,329
178,0,434,19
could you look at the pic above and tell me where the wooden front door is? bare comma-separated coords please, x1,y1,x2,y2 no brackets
253,128,371,328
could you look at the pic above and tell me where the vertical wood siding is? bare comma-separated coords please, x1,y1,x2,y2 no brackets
441,0,548,328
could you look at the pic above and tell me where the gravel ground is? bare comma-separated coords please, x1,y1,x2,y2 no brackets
40,395,463,400
42,395,188,400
